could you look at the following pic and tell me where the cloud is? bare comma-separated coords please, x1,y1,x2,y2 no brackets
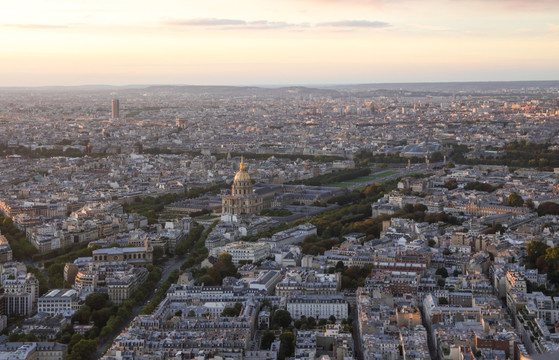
3,24,68,29
163,17,390,31
244,20,308,30
317,20,390,28
162,18,305,30
548,23,559,32
163,18,246,27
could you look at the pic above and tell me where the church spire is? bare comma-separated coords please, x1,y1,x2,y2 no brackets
239,156,245,172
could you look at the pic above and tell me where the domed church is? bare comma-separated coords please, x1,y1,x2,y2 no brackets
222,157,263,218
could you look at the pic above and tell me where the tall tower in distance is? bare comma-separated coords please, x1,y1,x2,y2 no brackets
111,99,120,119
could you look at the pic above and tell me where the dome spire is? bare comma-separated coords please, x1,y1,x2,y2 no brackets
234,155,251,184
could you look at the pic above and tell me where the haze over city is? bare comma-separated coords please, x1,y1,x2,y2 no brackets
2,0,559,86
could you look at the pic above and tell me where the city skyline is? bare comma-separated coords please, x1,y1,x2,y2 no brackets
2,0,559,86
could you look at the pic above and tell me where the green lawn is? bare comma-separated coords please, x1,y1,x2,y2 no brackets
329,171,398,188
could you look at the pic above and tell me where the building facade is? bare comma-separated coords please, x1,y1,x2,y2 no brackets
287,295,348,320
0,342,67,360
3,273,39,316
111,99,119,119
92,245,153,267
107,267,149,305
210,241,271,265
37,289,80,315
0,234,13,263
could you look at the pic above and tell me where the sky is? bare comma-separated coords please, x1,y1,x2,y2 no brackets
1,0,559,86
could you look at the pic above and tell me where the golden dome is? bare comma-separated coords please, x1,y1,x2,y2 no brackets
234,156,251,183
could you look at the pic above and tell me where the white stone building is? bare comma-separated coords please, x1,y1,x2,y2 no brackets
37,289,81,315
287,295,348,320
210,241,271,265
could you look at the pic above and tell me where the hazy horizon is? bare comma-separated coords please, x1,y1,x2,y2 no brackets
2,79,559,91
2,0,559,87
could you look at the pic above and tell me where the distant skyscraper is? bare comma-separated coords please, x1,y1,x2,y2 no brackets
111,99,120,119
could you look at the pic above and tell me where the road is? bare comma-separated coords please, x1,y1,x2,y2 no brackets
95,255,185,358
420,306,438,359
346,292,363,360
95,219,219,356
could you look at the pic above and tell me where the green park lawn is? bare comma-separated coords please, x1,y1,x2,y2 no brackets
329,171,397,188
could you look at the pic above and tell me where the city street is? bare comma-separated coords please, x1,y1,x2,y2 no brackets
95,255,186,357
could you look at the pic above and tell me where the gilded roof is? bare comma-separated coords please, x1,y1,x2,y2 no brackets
234,156,251,183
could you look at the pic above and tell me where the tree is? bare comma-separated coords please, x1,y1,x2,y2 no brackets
507,193,524,207
222,302,243,317
443,248,451,256
545,246,559,271
9,333,38,342
438,297,449,305
443,179,458,190
92,307,114,328
68,333,83,353
464,182,495,193
435,267,449,278
85,292,110,310
67,339,97,360
199,274,218,286
527,240,550,263
329,315,337,323
85,326,99,339
431,151,444,162
278,331,295,360
525,199,535,209
153,247,165,264
221,307,238,317
187,310,196,317
362,183,383,197
307,316,317,328
484,223,506,235
273,309,292,328
341,265,373,290
175,241,189,257
445,161,455,169
59,333,72,344
403,203,415,213
535,255,549,274
261,331,276,350
537,202,559,216
214,253,238,279
72,306,91,325
335,261,346,272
